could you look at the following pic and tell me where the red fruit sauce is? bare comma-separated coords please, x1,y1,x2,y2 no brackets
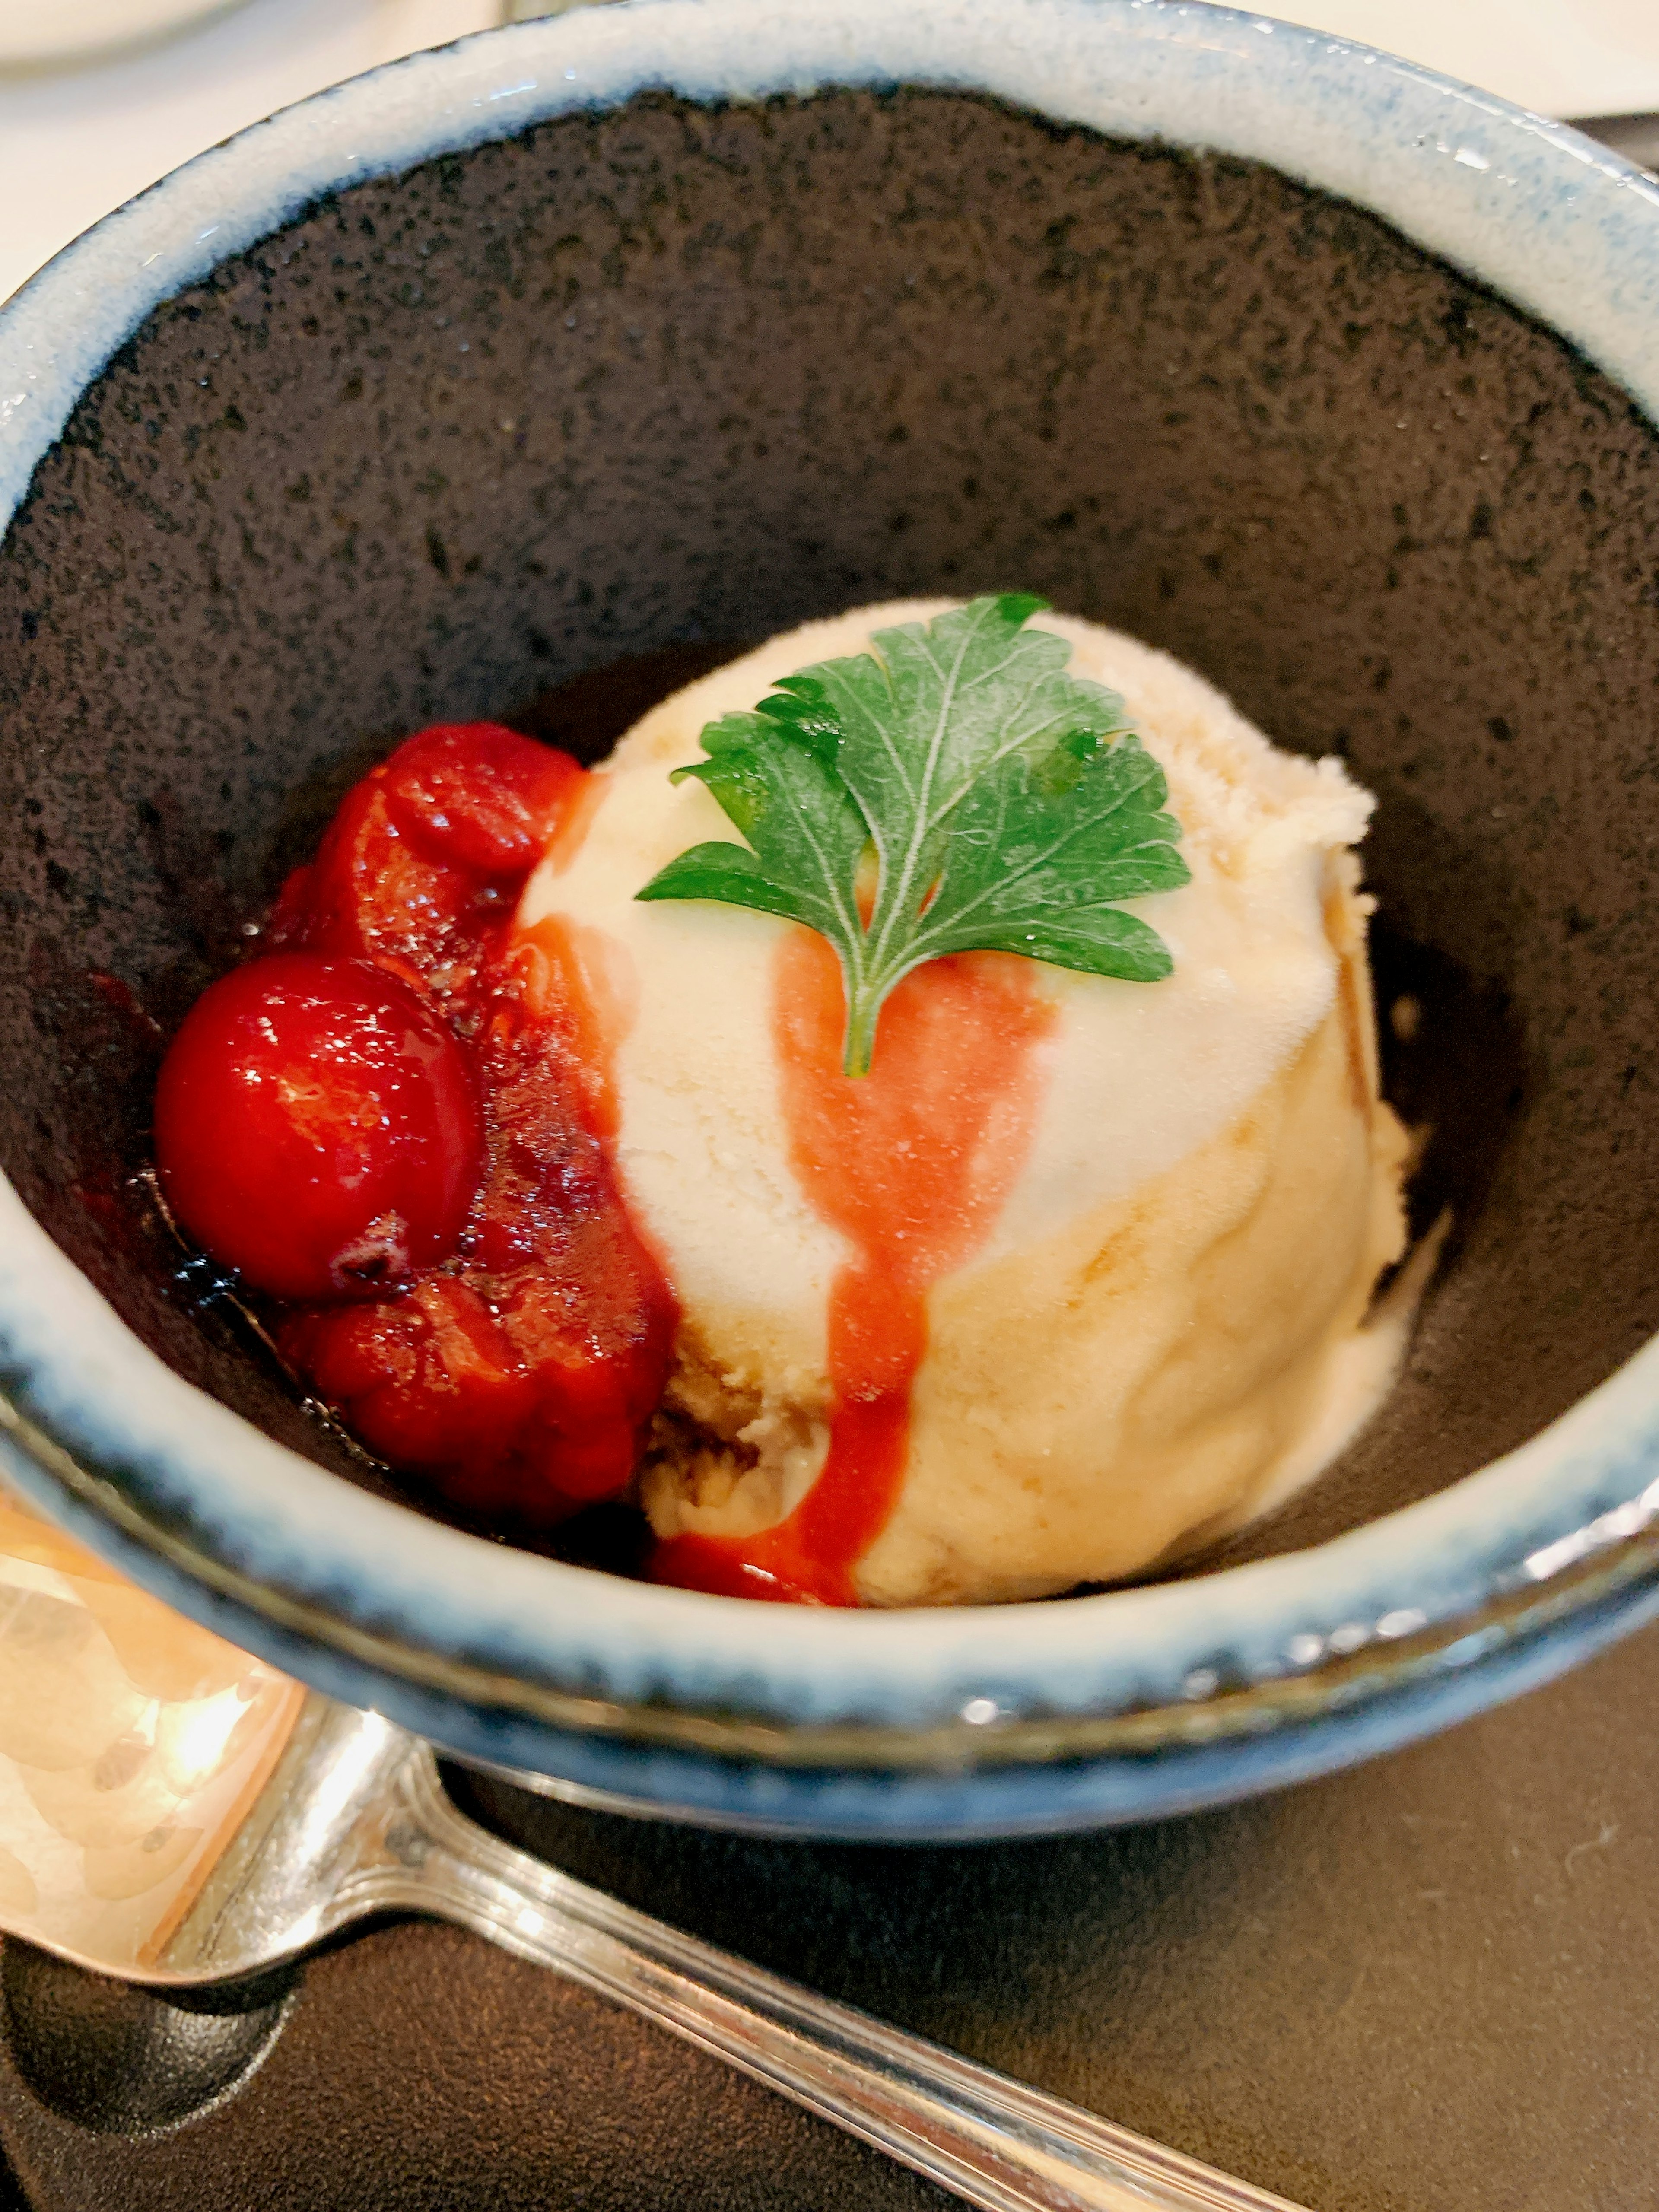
649,929,1057,1605
156,724,676,1529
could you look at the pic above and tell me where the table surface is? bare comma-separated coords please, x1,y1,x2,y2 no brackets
3,6,1659,2211
3,1616,1658,2211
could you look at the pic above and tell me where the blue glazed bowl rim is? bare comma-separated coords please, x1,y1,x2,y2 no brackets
3,0,1659,1752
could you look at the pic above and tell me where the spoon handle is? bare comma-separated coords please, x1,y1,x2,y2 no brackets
374,1753,1308,2212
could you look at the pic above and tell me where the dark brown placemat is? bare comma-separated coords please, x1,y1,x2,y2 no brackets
4,1621,1655,2211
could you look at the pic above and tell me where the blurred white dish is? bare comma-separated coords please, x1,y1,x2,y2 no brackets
0,0,248,67
1251,0,1659,120
0,0,497,304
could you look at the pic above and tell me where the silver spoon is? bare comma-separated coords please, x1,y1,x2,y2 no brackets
0,1497,1307,2212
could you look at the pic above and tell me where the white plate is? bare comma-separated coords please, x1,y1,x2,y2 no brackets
1252,0,1659,121
0,0,498,305
0,0,248,67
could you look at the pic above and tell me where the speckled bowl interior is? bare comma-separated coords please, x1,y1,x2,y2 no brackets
2,0,1658,1834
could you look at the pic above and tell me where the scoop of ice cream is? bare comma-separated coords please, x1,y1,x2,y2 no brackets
518,602,1409,1605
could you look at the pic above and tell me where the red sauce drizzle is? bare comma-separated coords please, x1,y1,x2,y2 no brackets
162,723,677,1531
651,929,1056,1605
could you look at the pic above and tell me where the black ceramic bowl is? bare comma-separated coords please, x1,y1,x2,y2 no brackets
2,0,1658,1837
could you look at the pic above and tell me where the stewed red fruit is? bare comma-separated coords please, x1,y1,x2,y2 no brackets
152,721,676,1532
155,954,482,1302
267,721,587,989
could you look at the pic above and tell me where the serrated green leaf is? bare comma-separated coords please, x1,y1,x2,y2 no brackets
635,843,814,927
636,706,872,991
901,729,1189,968
635,596,1190,1073
931,906,1175,981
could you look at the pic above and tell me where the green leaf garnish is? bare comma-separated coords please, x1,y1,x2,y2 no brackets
636,594,1191,1075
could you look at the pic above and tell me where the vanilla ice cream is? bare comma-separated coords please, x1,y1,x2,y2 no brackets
518,603,1411,1606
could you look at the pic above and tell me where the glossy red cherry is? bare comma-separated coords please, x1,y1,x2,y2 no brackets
154,953,483,1301
154,724,675,1529
267,724,586,991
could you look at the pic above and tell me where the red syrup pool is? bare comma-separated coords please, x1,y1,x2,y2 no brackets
155,723,677,1530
